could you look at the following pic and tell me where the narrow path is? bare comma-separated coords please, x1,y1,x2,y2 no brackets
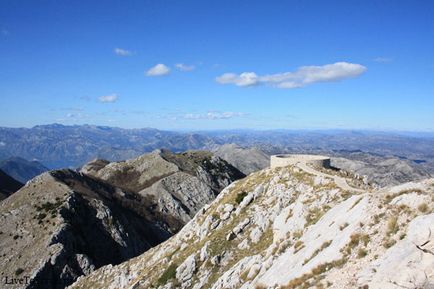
296,162,365,193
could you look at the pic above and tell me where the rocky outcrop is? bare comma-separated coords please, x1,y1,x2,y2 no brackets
0,170,170,289
213,144,269,175
331,155,432,187
69,163,434,289
81,149,245,233
0,150,244,289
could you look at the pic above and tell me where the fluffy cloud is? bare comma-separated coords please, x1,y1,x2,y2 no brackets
216,62,367,89
98,94,118,103
114,48,133,56
216,72,259,87
175,63,195,71
146,64,170,76
182,111,245,120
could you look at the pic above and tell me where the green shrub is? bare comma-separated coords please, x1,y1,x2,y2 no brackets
235,191,248,204
157,263,178,285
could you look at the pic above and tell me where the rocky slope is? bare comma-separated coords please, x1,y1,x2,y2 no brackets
70,162,434,289
0,169,23,200
0,156,49,183
81,149,245,232
213,144,270,175
0,150,244,289
0,170,171,289
331,155,432,187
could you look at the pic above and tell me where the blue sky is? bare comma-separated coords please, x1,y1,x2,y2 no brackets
0,0,433,131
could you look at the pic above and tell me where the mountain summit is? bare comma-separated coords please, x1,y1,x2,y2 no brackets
70,157,434,289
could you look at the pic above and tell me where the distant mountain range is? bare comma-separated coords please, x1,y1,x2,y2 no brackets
0,124,433,180
0,124,215,168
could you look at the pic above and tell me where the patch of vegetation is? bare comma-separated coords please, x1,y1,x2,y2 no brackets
349,233,361,248
157,263,178,286
357,248,368,258
293,230,303,239
383,238,396,248
235,191,248,204
349,197,363,210
305,205,331,227
386,216,398,235
418,203,429,213
36,213,47,220
385,189,424,203
303,240,332,265
340,222,349,231
35,200,63,218
342,233,369,256
294,240,305,254
282,258,347,289
276,239,293,255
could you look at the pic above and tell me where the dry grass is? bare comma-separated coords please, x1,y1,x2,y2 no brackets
357,248,368,258
282,258,347,289
418,203,429,213
383,238,397,248
303,240,332,265
386,216,398,235
305,205,331,227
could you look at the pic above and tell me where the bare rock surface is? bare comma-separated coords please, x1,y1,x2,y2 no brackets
213,144,270,175
69,162,434,289
332,155,432,187
0,149,244,289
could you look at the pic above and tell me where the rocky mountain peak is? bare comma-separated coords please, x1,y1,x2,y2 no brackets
69,160,434,289
0,149,244,289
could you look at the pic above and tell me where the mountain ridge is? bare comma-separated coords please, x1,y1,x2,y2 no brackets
69,161,434,289
0,149,244,288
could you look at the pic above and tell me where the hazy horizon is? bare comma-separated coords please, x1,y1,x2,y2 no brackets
1,122,434,136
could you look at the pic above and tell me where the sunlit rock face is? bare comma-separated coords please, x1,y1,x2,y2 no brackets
69,159,434,289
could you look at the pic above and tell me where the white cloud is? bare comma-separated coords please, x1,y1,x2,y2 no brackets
175,63,195,71
98,94,118,103
373,57,392,63
182,111,245,120
216,72,259,87
216,62,367,89
146,64,170,76
114,48,133,56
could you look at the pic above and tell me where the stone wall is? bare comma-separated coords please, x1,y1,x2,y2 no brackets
270,154,331,169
